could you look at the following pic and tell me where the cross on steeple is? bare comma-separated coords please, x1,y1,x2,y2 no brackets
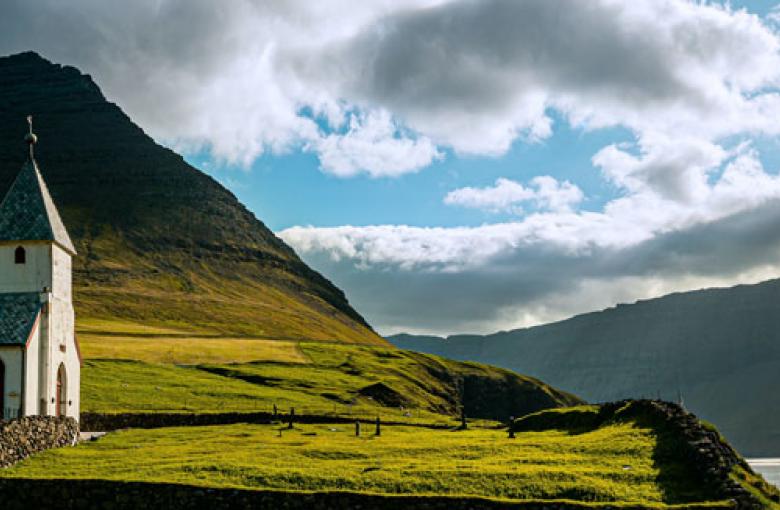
25,115,38,159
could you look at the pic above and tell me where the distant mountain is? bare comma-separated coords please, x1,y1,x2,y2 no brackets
390,278,780,456
0,51,383,345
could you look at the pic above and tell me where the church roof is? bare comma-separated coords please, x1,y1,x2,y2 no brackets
0,292,41,346
0,158,76,254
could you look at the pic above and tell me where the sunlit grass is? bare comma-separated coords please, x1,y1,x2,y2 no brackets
0,421,716,505
79,335,309,365
80,341,577,425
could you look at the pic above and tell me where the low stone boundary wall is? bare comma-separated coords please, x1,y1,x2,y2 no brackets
0,416,79,468
602,400,761,509
80,411,452,432
515,400,773,510
0,478,735,510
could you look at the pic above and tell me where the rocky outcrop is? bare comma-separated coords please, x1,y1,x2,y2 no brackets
0,416,79,468
0,51,382,344
357,382,410,407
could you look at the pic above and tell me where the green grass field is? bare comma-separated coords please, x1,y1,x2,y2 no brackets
60,322,778,508
0,420,715,504
79,335,309,365
80,341,578,424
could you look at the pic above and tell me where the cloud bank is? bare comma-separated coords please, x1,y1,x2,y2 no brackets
3,0,779,173
282,144,780,334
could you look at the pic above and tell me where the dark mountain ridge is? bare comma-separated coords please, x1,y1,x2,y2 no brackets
0,51,383,344
391,277,780,456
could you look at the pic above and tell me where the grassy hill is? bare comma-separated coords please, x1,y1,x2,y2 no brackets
0,51,382,344
390,278,780,456
79,339,580,424
58,336,778,508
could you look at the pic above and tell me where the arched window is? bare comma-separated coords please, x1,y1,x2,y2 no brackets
56,364,67,417
14,246,25,264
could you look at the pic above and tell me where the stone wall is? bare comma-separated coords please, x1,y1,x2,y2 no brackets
602,400,763,509
515,400,777,510
0,478,734,510
0,416,78,468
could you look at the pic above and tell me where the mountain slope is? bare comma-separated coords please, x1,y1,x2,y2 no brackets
390,278,780,456
0,51,383,344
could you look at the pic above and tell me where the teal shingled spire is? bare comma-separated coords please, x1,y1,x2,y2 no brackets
0,121,76,255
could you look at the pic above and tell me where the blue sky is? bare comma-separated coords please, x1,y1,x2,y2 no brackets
5,0,780,335
185,115,634,230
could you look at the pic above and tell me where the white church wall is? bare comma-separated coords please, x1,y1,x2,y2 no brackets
0,347,24,419
47,295,79,419
0,243,52,294
51,244,72,301
24,320,40,416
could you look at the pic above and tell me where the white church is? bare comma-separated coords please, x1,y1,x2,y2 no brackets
0,120,80,421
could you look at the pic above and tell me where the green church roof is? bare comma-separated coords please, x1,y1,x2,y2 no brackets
0,292,41,346
0,158,76,254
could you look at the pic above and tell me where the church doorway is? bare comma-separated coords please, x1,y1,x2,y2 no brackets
56,364,67,417
0,358,4,419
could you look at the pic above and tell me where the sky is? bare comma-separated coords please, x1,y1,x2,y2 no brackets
3,0,780,335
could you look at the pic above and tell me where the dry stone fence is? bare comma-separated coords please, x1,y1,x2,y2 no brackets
0,416,78,468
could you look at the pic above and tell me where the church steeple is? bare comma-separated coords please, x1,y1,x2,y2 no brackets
0,117,81,421
0,117,76,255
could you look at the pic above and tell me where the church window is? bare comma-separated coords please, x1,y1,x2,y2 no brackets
14,246,26,264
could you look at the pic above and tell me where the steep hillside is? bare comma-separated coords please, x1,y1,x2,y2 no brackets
0,51,382,344
390,278,780,456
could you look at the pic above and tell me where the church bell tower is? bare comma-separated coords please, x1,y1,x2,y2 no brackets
0,117,80,420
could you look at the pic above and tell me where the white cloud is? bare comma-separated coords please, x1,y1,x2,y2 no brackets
291,0,780,155
3,0,780,174
0,0,445,174
444,179,534,214
312,110,442,177
594,135,728,203
444,177,583,214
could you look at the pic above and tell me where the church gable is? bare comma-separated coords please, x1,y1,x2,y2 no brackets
0,159,75,255
0,292,41,346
